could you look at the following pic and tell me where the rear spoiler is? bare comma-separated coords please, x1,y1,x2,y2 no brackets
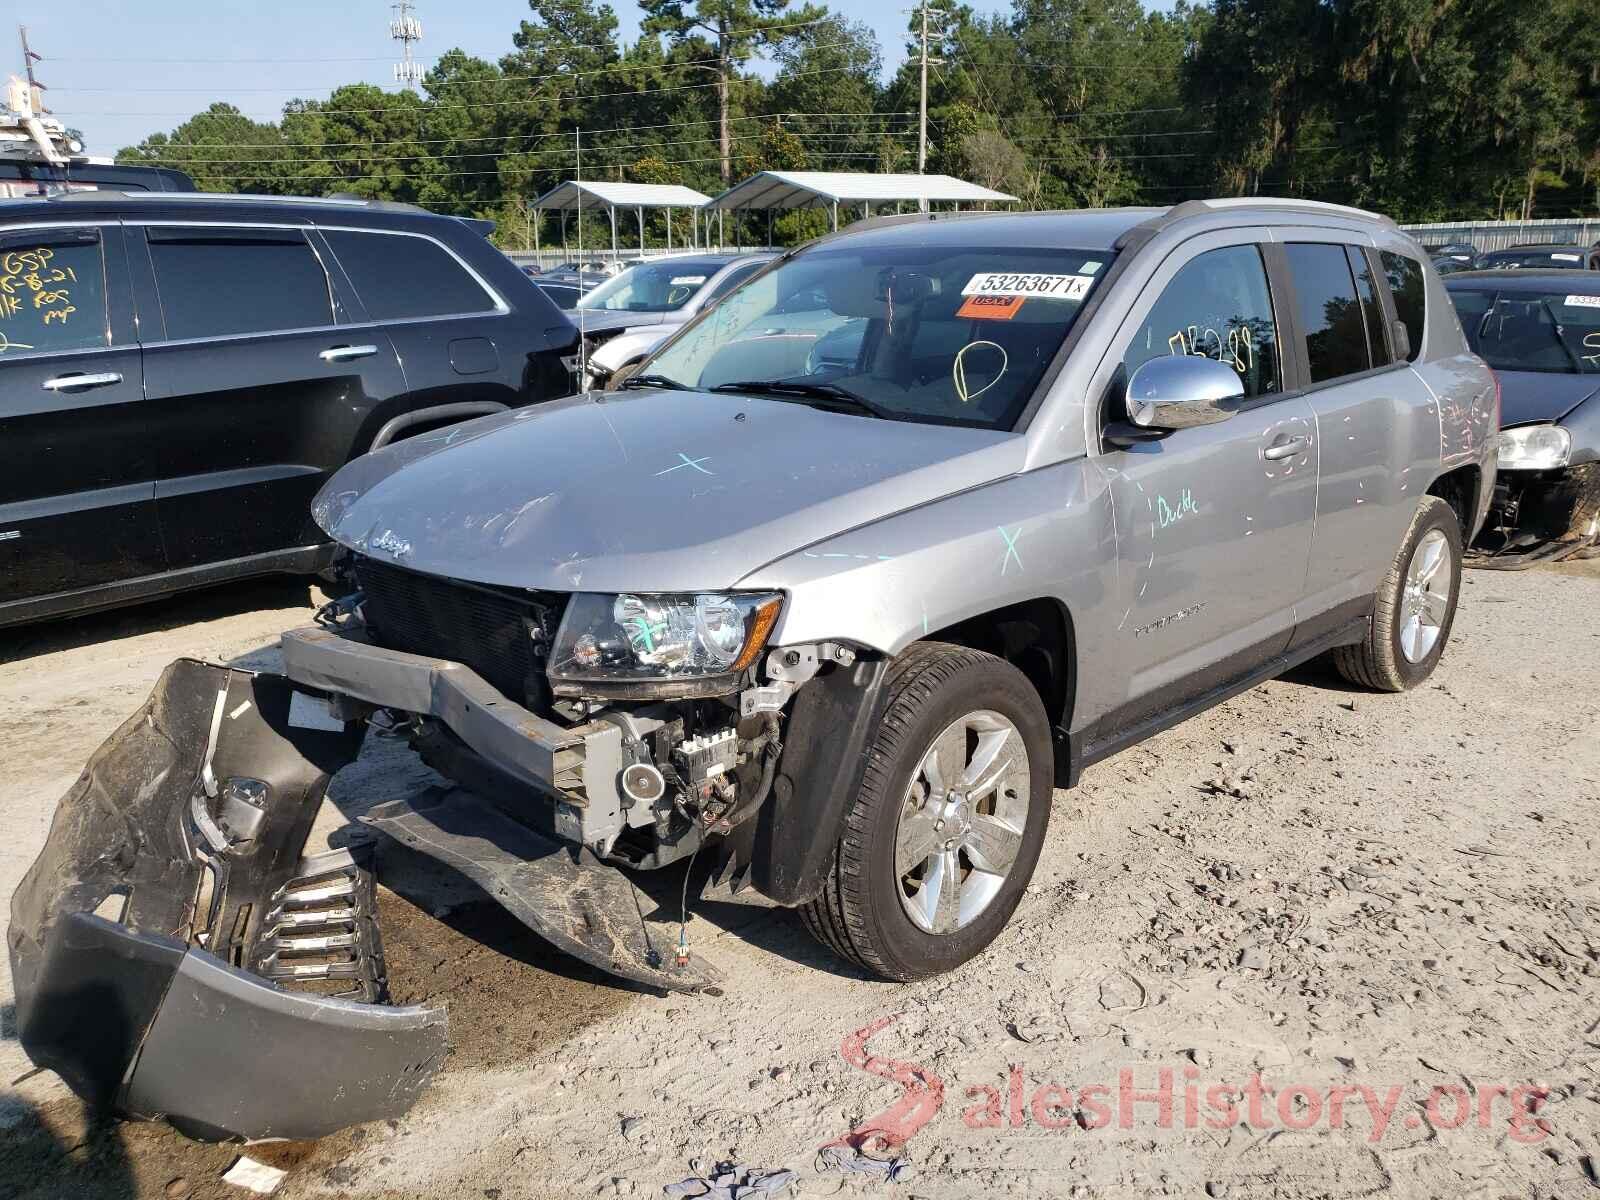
456,216,495,239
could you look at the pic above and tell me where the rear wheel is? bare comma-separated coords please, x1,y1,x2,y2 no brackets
799,642,1053,981
1333,495,1462,691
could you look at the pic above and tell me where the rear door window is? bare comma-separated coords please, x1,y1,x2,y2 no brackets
323,230,497,321
1124,244,1282,398
1379,250,1425,361
0,230,109,355
147,227,334,340
1285,243,1371,383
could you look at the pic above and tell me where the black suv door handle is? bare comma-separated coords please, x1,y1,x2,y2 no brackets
1263,435,1309,461
41,371,122,391
319,344,378,363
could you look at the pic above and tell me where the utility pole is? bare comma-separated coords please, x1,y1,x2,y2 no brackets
19,26,42,99
390,1,423,90
917,0,929,179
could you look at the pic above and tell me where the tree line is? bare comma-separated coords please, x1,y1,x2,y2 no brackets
114,0,1600,248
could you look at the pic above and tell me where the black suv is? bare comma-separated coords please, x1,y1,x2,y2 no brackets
0,191,578,628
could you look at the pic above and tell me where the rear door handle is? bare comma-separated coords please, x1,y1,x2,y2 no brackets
41,371,122,391
1263,435,1309,461
319,344,378,363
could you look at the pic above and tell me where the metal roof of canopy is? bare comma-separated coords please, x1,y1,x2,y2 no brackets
704,171,1016,211
532,180,712,211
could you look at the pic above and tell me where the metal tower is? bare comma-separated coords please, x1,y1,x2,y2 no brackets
390,1,423,89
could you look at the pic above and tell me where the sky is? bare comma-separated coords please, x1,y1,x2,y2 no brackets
16,0,1013,156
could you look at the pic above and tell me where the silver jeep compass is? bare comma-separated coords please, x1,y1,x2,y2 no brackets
10,199,1499,1140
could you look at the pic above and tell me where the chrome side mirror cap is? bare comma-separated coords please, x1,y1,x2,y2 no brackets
1126,355,1246,431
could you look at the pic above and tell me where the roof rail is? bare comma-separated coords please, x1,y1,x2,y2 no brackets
45,190,429,213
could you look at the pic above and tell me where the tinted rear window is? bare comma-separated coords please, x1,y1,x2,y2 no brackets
324,230,497,321
1380,251,1425,361
1286,243,1370,383
148,228,333,339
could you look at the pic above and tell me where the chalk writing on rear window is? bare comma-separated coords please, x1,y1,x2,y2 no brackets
0,246,79,332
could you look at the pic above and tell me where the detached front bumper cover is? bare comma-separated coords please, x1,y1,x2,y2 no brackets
7,659,446,1141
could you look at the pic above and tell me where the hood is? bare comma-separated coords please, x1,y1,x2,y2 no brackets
569,308,673,335
1496,370,1600,428
314,390,1024,594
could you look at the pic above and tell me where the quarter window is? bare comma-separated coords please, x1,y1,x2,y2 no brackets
1380,250,1425,361
148,228,334,340
0,230,109,356
1285,243,1370,384
323,230,496,321
1124,244,1281,398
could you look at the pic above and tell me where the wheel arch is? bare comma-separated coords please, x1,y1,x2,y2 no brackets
924,597,1077,786
1427,461,1483,541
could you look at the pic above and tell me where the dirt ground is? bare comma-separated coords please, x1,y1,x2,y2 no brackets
2,564,1598,1200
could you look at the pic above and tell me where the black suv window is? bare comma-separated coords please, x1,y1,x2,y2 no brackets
323,230,496,321
148,227,333,340
1380,250,1425,361
1347,247,1391,368
702,260,765,304
1125,244,1281,398
0,230,109,356
1286,243,1371,383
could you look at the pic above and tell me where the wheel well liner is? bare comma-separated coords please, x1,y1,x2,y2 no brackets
926,598,1077,785
368,402,508,452
1428,463,1481,538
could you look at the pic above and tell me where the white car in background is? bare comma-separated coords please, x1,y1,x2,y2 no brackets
574,252,775,388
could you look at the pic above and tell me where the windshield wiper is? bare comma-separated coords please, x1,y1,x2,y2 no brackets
708,379,895,420
619,373,688,391
1538,300,1586,373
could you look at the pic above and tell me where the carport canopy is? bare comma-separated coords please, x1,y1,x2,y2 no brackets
704,171,1017,232
530,179,714,256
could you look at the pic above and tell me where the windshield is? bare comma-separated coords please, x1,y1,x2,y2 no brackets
1449,287,1600,374
1476,249,1587,270
640,244,1111,429
576,258,726,313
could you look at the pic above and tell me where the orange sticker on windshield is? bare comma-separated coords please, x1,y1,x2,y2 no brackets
957,294,1023,320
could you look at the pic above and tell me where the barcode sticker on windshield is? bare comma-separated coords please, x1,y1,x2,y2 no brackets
1553,253,1582,263
1564,294,1600,309
669,275,706,285
961,272,1092,300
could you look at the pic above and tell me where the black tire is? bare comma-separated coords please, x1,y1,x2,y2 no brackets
798,642,1053,981
1332,495,1463,692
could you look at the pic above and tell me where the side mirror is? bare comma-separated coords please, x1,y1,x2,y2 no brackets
1126,355,1246,431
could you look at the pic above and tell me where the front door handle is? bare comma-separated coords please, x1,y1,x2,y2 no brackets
319,344,378,363
1263,435,1309,461
41,371,122,391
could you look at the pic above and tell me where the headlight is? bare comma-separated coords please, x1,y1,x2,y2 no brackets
549,592,782,698
1497,424,1571,471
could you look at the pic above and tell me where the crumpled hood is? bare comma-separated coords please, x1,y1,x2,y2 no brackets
314,390,1023,593
1497,370,1600,428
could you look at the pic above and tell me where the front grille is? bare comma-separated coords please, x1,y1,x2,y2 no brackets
353,557,563,704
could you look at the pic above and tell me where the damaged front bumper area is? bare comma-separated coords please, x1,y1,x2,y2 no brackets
7,659,446,1142
1468,462,1600,570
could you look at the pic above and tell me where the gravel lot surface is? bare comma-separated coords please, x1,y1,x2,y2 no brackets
2,563,1598,1199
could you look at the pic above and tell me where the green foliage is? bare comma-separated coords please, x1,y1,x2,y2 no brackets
115,0,1598,240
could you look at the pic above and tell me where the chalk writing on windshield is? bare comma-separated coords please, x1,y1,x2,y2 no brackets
0,246,80,341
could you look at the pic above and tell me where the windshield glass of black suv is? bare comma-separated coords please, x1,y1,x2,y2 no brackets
1451,287,1600,375
640,246,1110,429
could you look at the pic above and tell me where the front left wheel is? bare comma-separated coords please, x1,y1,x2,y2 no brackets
798,642,1053,981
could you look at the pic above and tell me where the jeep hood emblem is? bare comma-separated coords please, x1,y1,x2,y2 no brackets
370,529,413,559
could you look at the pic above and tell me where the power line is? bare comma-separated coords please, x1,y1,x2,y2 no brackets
54,60,882,119
48,38,874,95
